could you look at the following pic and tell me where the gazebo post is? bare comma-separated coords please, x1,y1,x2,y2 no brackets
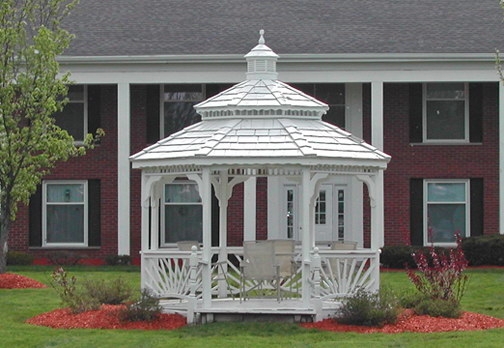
301,168,312,306
191,168,213,307
357,172,383,293
140,172,150,253
217,171,229,298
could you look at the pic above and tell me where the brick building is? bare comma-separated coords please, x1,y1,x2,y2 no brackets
8,0,504,264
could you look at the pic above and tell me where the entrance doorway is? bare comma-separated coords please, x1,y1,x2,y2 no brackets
282,184,346,242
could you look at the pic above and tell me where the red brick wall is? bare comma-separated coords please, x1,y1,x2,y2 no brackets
382,82,500,245
9,85,119,261
9,82,501,263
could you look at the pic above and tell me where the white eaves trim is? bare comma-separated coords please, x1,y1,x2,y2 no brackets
57,52,498,65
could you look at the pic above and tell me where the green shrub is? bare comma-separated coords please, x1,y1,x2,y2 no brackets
118,289,162,322
50,267,100,314
337,287,400,327
105,254,132,266
414,298,462,318
82,277,133,305
6,251,33,265
462,234,504,266
380,245,417,268
398,289,427,309
47,251,82,266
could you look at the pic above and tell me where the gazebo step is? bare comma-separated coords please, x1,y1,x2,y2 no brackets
199,312,315,323
195,299,316,323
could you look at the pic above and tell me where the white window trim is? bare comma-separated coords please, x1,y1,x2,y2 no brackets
160,181,202,247
42,180,88,247
423,179,470,247
67,85,88,144
422,82,469,144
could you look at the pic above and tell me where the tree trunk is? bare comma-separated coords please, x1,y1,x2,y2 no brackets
0,228,8,274
0,205,10,274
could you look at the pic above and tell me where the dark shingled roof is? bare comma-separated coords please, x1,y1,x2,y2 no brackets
63,0,504,57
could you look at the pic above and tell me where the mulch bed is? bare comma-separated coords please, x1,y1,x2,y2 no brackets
0,273,47,289
301,309,504,333
3,272,504,332
26,304,187,330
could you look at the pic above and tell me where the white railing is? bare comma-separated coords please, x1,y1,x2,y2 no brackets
311,248,380,300
141,247,379,302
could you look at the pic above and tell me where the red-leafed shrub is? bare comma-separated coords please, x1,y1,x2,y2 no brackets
406,234,469,317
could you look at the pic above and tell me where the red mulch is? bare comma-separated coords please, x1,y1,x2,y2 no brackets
26,304,187,330
301,309,504,333
0,273,47,289
4,272,504,332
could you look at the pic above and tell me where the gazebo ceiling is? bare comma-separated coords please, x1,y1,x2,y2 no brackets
130,30,390,171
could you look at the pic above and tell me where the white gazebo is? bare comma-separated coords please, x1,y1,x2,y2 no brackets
130,30,390,323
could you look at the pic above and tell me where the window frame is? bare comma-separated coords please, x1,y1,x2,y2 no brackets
55,85,88,144
423,179,470,247
422,82,469,144
160,181,203,247
42,180,88,247
159,84,205,139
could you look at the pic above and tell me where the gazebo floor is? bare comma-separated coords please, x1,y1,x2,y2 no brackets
160,298,342,323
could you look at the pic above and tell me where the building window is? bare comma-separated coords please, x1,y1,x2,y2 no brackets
161,84,204,138
54,85,87,143
292,83,345,128
42,181,88,246
423,83,468,143
162,182,202,245
424,180,469,245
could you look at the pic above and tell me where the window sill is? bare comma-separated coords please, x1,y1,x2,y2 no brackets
410,142,482,146
29,246,100,250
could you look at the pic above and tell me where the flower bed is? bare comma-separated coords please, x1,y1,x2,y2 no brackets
26,304,187,330
0,273,46,289
301,309,504,333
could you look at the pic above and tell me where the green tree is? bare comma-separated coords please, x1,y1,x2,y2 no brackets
0,0,98,273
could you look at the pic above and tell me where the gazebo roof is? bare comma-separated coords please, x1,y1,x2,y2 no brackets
130,31,390,171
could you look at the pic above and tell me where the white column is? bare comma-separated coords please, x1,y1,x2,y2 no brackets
201,168,212,307
140,173,149,252
150,197,159,251
346,83,364,246
301,168,312,305
371,81,384,150
117,83,130,255
500,83,504,234
243,177,257,241
371,82,385,249
345,83,363,138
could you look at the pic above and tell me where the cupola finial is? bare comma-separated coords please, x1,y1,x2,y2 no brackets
258,29,265,44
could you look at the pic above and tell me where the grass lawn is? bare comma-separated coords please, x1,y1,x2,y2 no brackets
1,266,504,348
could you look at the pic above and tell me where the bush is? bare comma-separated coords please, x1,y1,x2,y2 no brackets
398,289,427,309
82,277,133,305
118,289,162,322
47,251,82,266
6,251,33,265
462,234,504,266
50,267,100,314
380,245,417,268
105,254,132,266
414,298,462,318
337,287,400,327
406,234,468,319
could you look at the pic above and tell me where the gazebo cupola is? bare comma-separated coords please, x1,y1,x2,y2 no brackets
244,29,279,80
194,30,328,122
